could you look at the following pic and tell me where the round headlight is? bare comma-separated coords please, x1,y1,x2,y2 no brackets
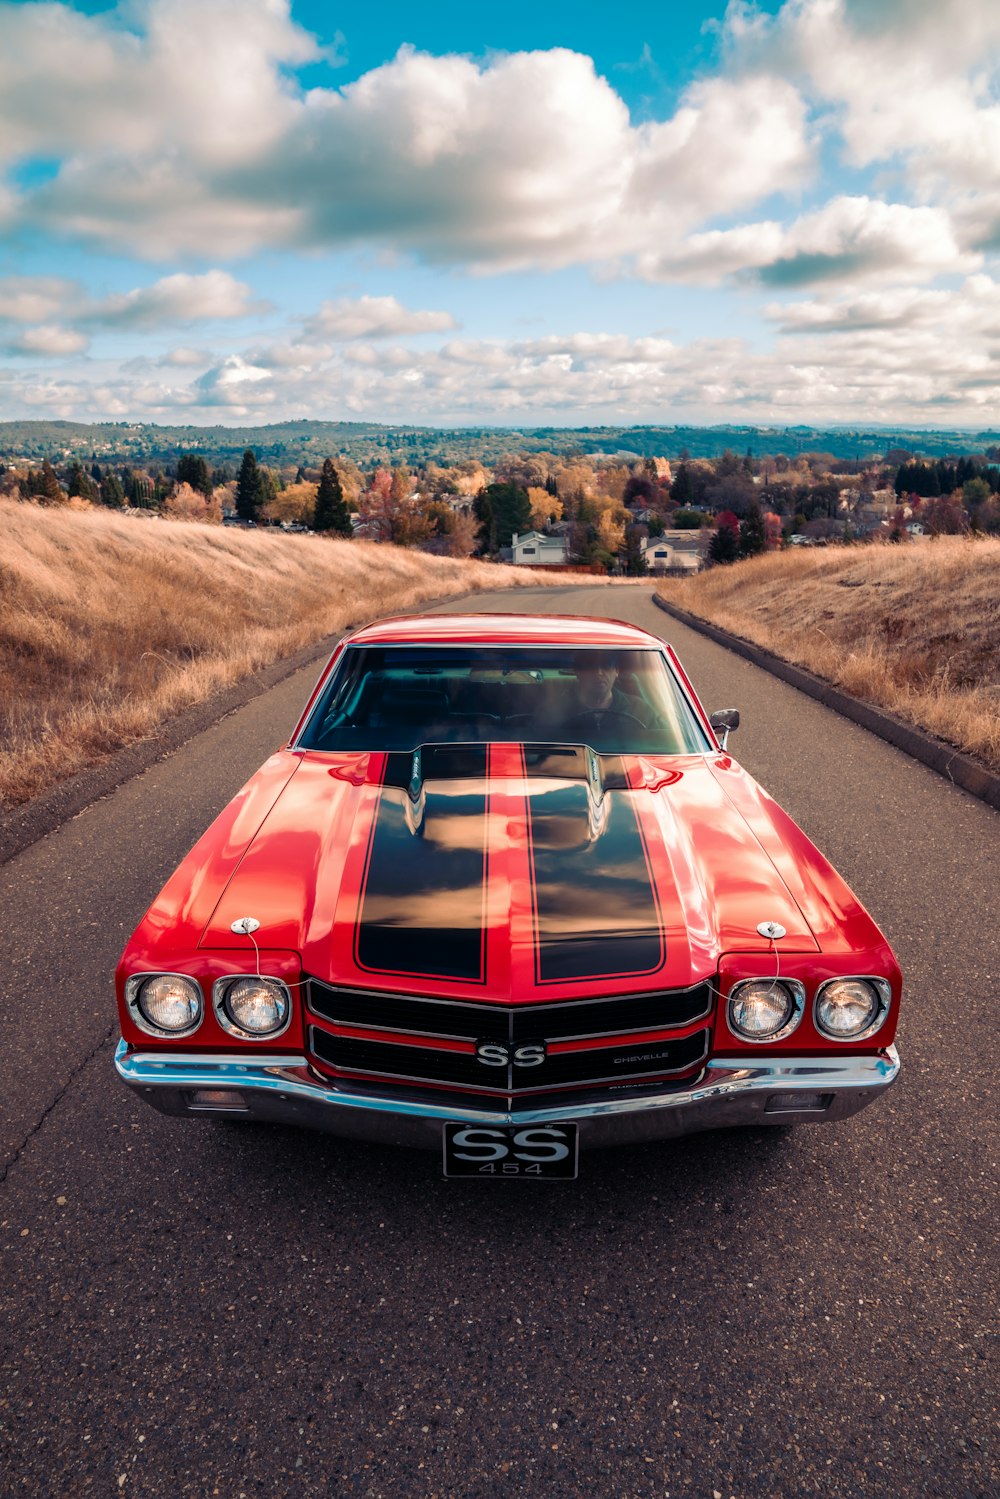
728,979,801,1041
815,979,886,1039
136,975,202,1034
221,977,290,1037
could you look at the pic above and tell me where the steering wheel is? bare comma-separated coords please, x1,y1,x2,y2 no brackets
563,709,647,738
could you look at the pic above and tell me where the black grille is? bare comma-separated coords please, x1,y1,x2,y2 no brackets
308,979,712,1040
309,1026,709,1094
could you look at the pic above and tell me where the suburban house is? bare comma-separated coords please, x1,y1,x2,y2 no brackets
510,530,569,566
640,530,708,573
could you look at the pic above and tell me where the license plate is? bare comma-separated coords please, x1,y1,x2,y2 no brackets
443,1122,578,1180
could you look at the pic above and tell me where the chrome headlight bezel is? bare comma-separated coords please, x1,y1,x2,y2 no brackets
727,978,805,1044
212,974,292,1041
126,972,204,1038
814,977,891,1042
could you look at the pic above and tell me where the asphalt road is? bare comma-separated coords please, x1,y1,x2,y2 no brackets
1,585,996,1499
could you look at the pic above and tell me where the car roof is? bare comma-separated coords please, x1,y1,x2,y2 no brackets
345,613,665,649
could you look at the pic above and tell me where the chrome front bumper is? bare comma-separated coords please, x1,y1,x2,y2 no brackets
114,1040,899,1150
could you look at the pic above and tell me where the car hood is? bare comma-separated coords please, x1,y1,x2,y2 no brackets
193,744,883,1001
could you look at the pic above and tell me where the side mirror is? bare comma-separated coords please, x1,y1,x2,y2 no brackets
709,708,740,751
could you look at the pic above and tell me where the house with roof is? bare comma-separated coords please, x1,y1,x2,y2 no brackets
510,530,569,566
640,530,707,573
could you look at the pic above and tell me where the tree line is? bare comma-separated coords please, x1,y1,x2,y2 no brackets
4,443,999,570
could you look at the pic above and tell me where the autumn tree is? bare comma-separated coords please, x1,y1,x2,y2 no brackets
923,495,969,535
706,472,754,518
264,480,317,527
527,485,562,529
163,482,222,524
623,473,657,508
313,459,352,535
447,510,479,559
596,507,625,561
389,462,412,506
359,468,395,542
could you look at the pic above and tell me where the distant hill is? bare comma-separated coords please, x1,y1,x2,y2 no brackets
1,417,998,468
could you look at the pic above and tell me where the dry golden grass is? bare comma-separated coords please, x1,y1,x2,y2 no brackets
659,537,1000,771
0,501,599,808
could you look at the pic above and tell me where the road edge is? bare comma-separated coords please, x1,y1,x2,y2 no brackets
0,631,344,868
0,579,612,867
652,592,1000,814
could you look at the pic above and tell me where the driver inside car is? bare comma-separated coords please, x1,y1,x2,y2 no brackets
569,653,651,729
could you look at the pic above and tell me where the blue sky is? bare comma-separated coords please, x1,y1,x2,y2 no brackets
1,0,998,428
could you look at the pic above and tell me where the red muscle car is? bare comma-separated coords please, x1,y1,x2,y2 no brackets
115,614,900,1179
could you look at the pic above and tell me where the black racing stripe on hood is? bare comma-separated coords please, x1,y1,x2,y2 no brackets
527,770,665,985
354,746,489,982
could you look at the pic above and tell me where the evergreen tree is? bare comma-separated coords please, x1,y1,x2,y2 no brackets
670,463,694,507
475,481,531,552
28,459,64,503
236,449,263,522
126,470,155,508
100,472,125,508
314,458,352,535
153,470,172,507
473,488,496,554
739,504,766,557
623,525,648,576
177,453,212,496
67,461,98,501
708,521,741,565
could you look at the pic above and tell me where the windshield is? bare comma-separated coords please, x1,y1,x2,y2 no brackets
298,645,711,755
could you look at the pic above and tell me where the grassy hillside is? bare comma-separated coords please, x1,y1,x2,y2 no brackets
658,538,1000,772
0,502,564,808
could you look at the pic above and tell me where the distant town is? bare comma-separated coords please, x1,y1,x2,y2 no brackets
2,420,998,574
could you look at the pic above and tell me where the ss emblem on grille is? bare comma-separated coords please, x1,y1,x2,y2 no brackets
475,1041,547,1067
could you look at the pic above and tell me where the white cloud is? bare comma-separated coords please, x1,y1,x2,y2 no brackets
0,0,317,167
161,347,211,367
305,295,457,340
631,74,811,227
725,0,1000,232
252,341,334,368
0,271,262,357
7,325,89,356
0,276,82,322
767,272,1000,334
643,196,977,286
84,271,264,329
0,6,815,267
194,355,273,407
17,285,1000,426
506,333,678,365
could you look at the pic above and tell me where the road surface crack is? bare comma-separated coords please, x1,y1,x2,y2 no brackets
0,1024,117,1184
